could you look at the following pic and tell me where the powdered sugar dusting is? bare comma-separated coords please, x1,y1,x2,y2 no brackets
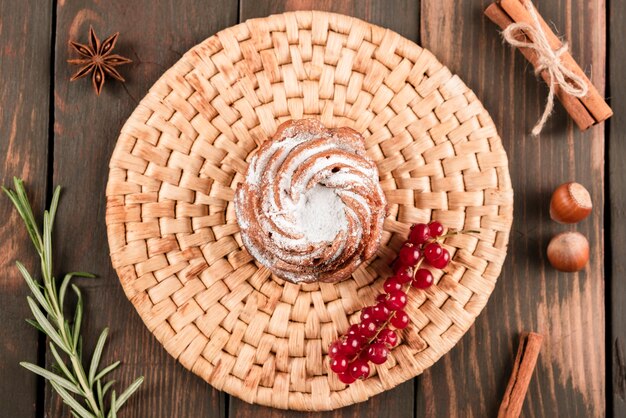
295,184,347,243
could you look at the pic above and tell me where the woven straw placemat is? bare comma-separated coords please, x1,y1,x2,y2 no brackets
105,11,513,411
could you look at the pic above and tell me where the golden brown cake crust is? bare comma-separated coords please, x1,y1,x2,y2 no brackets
234,119,387,283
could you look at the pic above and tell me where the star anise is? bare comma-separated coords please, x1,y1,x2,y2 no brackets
68,26,132,95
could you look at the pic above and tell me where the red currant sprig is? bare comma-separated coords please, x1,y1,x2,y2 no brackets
328,221,458,384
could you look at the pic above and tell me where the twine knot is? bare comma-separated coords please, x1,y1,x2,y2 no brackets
501,3,588,136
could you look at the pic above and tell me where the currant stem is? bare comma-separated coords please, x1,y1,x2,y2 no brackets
337,223,466,384
358,230,458,354
347,257,425,364
438,229,481,240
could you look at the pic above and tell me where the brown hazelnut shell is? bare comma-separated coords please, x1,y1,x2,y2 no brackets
549,182,592,224
547,232,589,272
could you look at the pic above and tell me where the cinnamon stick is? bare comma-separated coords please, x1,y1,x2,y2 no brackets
485,0,612,131
498,332,543,418
485,3,594,130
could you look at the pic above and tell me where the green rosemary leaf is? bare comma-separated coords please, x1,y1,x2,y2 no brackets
102,380,116,397
50,274,59,309
96,380,105,413
109,391,117,418
59,272,97,307
20,362,81,395
42,210,53,280
73,272,96,278
48,185,61,228
16,262,50,312
63,320,73,348
115,377,144,412
93,361,120,382
50,381,96,418
77,335,84,362
89,328,109,385
51,363,64,376
25,318,45,333
72,284,83,350
13,178,44,253
70,353,91,398
59,274,73,308
26,297,68,353
49,342,78,384
3,180,42,253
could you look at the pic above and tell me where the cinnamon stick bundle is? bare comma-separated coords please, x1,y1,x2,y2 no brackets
498,332,543,418
485,0,612,131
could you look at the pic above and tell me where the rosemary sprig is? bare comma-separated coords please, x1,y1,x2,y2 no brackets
3,178,143,418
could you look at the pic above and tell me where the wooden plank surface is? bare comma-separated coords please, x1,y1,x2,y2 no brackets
49,1,237,416
232,1,419,417
0,0,614,417
609,0,626,415
0,1,52,417
420,0,605,416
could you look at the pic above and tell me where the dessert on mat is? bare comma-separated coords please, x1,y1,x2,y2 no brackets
234,119,387,284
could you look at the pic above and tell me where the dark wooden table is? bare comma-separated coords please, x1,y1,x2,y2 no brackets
1,0,623,416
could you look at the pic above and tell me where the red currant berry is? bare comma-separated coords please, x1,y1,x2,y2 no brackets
412,268,434,289
394,266,413,284
330,355,349,373
383,277,402,294
360,307,374,322
409,223,431,245
428,221,444,237
358,349,370,361
349,359,370,380
390,310,410,329
386,290,407,311
393,259,409,274
341,334,362,356
329,341,341,358
399,244,421,265
377,328,398,347
424,243,443,263
366,342,389,365
337,371,357,384
359,318,379,338
429,248,450,269
376,293,388,303
347,324,361,338
371,302,390,322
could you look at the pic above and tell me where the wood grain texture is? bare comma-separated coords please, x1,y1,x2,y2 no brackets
420,0,605,417
0,1,52,417
49,1,237,416
0,0,612,416
232,1,419,416
240,0,419,42
609,0,626,415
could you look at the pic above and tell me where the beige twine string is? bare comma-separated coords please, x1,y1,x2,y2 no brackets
501,3,588,136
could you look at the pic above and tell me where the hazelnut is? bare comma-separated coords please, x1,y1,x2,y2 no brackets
549,182,592,224
547,232,589,272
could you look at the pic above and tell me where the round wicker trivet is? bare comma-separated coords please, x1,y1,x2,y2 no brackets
105,11,513,411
